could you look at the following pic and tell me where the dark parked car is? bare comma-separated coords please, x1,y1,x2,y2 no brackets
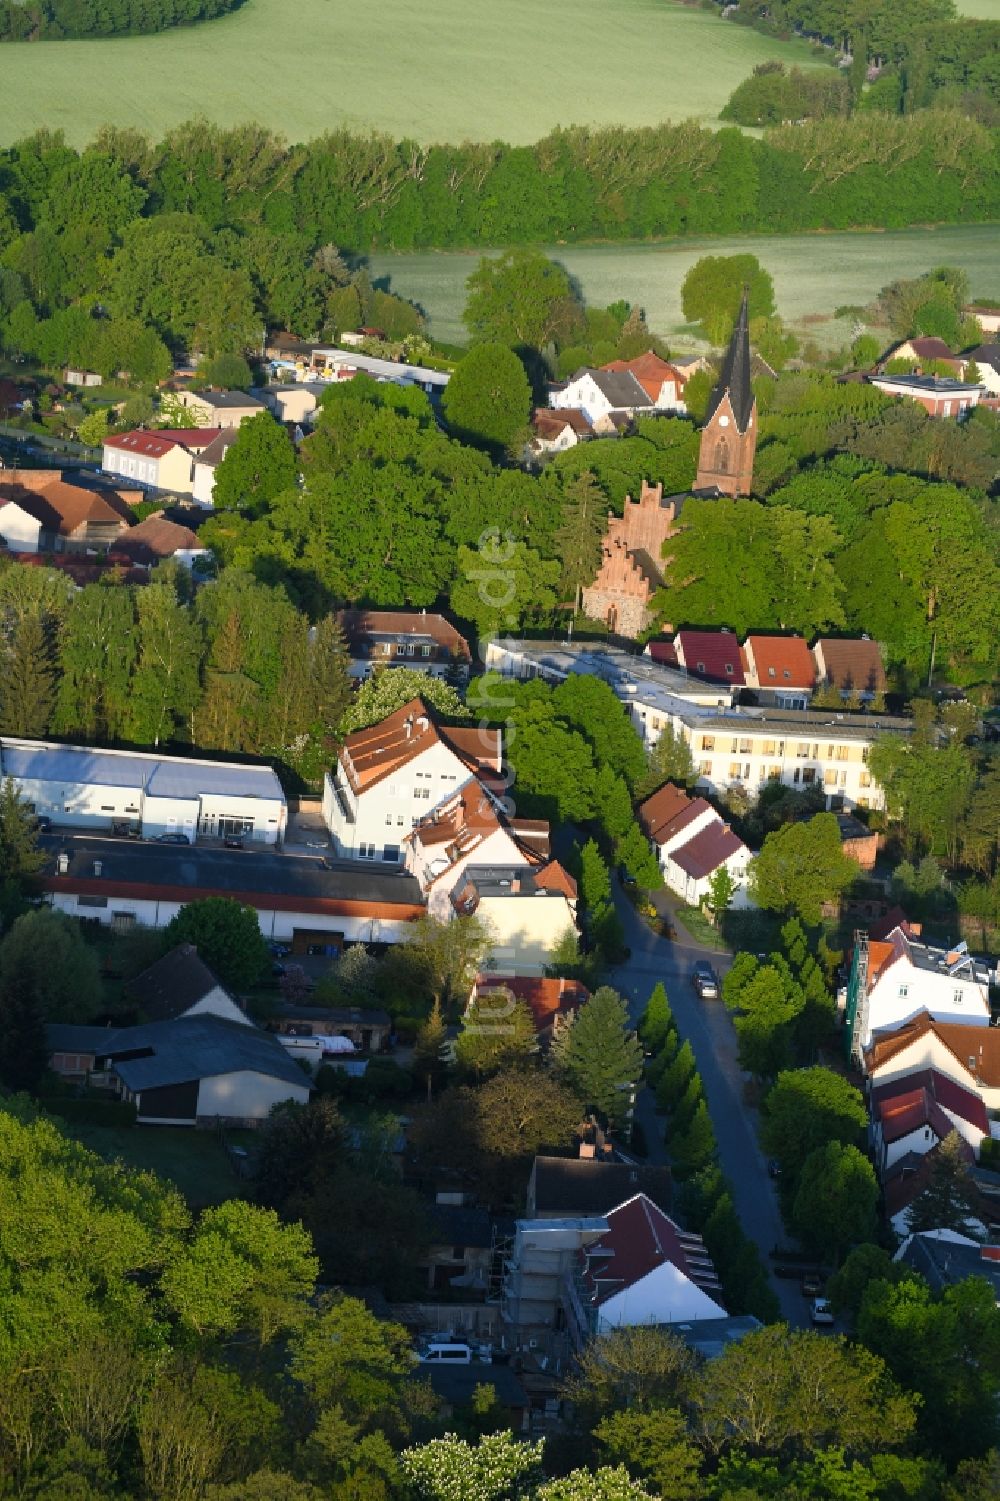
223,834,245,850
618,865,637,888
156,832,191,846
767,1158,781,1179
692,961,719,1000
34,815,51,832
801,1272,823,1298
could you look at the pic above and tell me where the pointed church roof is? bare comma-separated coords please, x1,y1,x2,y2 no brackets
705,292,753,433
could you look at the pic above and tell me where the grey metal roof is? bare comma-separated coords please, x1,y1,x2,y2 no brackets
531,1155,672,1217
896,1232,1000,1296
41,833,424,908
418,1364,528,1410
194,390,264,409
577,368,652,408
672,1315,761,1359
48,1014,308,1092
1,738,284,804
127,943,229,1021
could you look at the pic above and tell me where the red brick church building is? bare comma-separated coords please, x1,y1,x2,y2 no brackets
580,299,757,637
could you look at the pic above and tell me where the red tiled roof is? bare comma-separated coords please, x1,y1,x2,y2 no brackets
473,974,588,1033
745,634,815,690
533,407,592,439
670,822,746,881
873,1067,989,1136
116,516,201,563
532,859,577,899
578,1193,723,1308
600,352,686,402
340,699,501,795
865,1010,1000,1088
813,637,885,694
0,480,131,535
638,783,712,847
338,609,471,660
906,337,957,362
869,907,920,942
104,428,222,458
675,630,745,686
873,1085,954,1145
646,639,678,668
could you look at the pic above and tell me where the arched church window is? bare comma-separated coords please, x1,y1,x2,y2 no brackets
715,438,730,472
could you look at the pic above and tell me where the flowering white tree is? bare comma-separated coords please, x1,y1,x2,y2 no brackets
536,1467,658,1501
400,1432,544,1501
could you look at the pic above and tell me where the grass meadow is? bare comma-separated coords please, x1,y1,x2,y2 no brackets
0,0,824,147
368,224,1000,349
955,0,1000,15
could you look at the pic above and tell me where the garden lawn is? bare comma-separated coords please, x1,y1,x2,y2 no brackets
0,0,824,148
59,1121,251,1209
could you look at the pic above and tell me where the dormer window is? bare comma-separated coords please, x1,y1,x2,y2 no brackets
898,984,908,998
768,667,776,678
725,663,734,675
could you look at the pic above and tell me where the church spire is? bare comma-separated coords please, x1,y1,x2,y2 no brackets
693,291,756,497
706,288,753,433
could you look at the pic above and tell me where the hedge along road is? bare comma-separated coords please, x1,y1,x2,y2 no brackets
0,0,823,148
368,223,1000,350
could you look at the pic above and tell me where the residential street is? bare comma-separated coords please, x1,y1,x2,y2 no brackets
607,881,808,1327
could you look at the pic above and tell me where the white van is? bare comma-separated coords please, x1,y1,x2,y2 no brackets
418,1339,473,1365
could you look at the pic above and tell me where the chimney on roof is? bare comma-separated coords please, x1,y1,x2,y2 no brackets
415,715,429,733
403,715,413,739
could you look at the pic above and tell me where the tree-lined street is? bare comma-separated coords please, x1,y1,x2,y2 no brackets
608,880,806,1327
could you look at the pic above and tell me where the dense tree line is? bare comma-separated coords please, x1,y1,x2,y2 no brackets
721,2,1000,120
8,1085,998,1499
0,0,242,42
0,559,352,784
0,113,997,336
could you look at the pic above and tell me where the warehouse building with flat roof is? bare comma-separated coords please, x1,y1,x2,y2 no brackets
0,738,286,845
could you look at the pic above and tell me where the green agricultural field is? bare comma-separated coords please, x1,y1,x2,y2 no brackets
0,0,824,148
955,0,999,15
368,223,1000,350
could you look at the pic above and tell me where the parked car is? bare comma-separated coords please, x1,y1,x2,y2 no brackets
811,1298,834,1326
692,961,719,1000
268,942,291,958
34,815,51,832
156,833,191,846
223,834,245,850
618,865,637,888
801,1272,823,1297
767,1158,781,1179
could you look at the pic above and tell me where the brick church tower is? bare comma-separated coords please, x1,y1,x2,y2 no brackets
694,292,756,497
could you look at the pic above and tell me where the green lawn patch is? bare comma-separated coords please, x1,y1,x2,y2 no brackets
59,1121,251,1209
0,0,824,148
674,903,726,949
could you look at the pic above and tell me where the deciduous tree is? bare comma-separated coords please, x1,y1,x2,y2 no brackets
442,343,531,453
750,813,856,923
163,898,269,992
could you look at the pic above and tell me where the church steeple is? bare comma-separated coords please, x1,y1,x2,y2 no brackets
694,291,756,497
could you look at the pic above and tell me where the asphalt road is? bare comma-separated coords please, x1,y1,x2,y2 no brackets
608,880,807,1327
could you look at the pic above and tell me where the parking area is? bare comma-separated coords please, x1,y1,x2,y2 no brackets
284,807,332,852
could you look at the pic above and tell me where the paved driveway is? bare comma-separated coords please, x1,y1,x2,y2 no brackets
608,881,807,1326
